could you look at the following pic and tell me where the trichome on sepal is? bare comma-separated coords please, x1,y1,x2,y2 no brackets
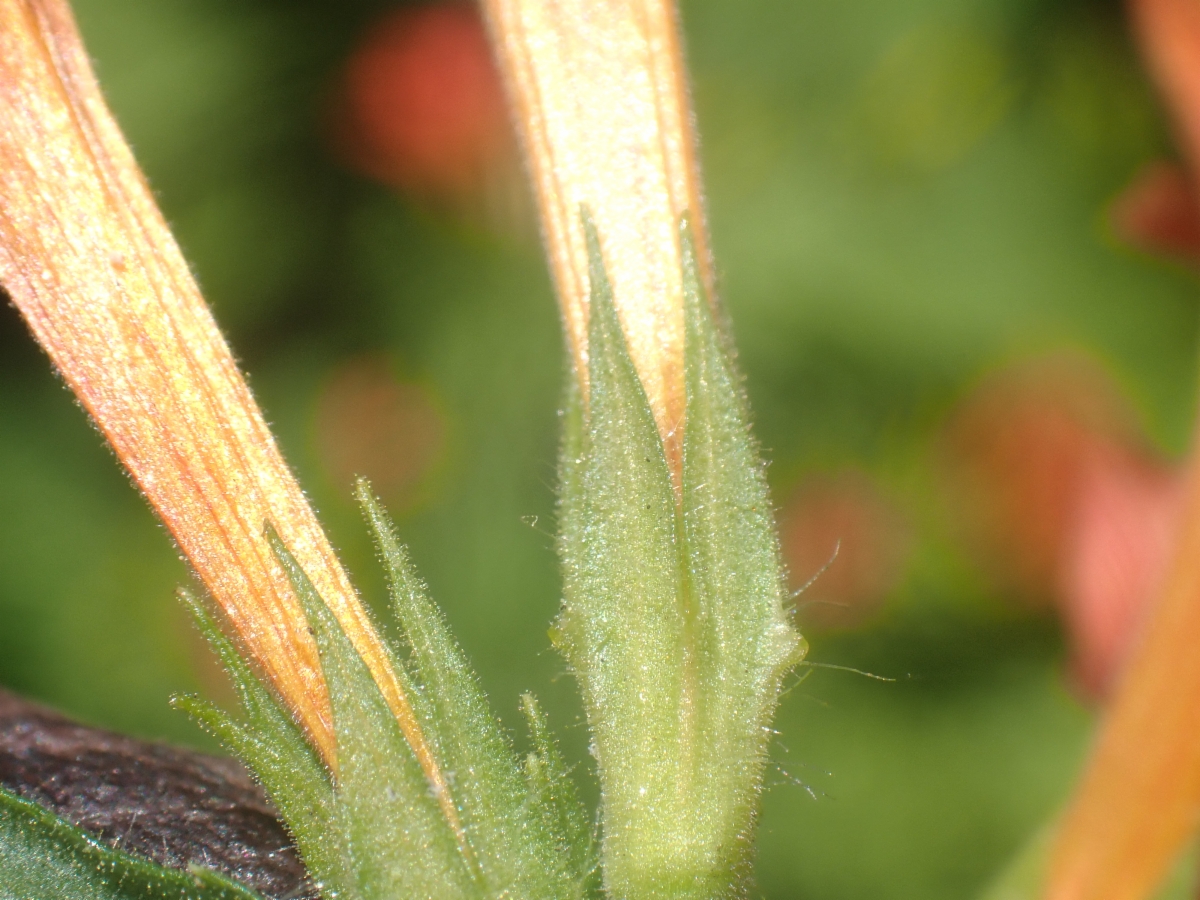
553,211,805,900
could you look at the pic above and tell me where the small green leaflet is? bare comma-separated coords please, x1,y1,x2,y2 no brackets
182,488,595,900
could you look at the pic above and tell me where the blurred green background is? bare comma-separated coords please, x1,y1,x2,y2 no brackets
1,0,1195,897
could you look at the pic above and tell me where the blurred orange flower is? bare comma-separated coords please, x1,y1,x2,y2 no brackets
314,355,446,509
1110,160,1200,265
334,3,512,202
1043,0,1200,894
939,355,1182,700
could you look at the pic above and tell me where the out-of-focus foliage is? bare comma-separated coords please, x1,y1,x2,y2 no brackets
0,0,1192,898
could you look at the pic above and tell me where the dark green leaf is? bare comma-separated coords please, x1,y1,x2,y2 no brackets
0,784,262,900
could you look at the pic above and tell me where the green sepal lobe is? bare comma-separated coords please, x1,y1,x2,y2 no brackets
268,528,474,900
555,211,803,900
356,481,590,900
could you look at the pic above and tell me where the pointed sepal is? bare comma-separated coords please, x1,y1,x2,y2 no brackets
554,211,802,899
356,482,584,900
268,529,476,900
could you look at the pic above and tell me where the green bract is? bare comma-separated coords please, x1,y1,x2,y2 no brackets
554,213,804,900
